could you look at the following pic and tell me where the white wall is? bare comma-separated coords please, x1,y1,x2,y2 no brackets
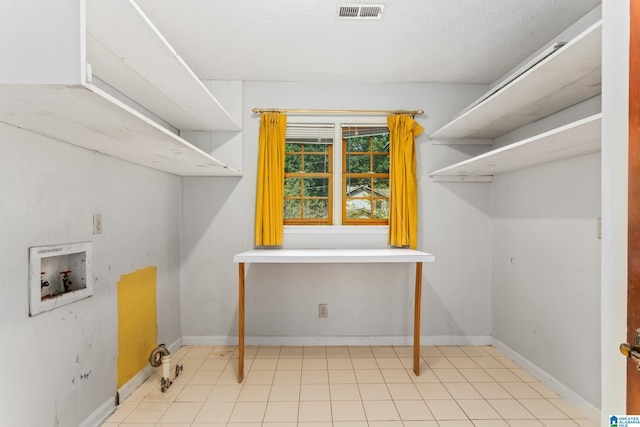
180,81,494,345
0,123,182,426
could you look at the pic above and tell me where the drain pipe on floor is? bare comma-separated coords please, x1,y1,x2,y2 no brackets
149,344,183,392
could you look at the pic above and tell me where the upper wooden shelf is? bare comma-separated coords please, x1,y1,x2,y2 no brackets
430,21,602,140
428,114,601,181
86,0,240,132
0,83,241,177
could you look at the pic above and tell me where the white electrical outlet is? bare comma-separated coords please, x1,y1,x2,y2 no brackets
318,304,328,318
93,214,102,235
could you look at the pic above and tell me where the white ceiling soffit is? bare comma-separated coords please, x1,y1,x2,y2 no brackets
337,4,384,19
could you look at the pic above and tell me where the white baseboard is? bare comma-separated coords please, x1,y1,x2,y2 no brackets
492,338,600,423
79,395,115,427
182,335,492,347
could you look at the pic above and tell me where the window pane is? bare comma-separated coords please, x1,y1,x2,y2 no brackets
304,143,329,153
304,178,329,197
345,177,371,196
284,177,302,196
304,199,329,219
346,137,370,152
374,199,389,219
284,199,301,219
372,155,389,173
372,135,390,152
285,143,302,152
346,199,372,219
373,178,389,192
304,153,329,173
285,154,302,173
346,154,370,173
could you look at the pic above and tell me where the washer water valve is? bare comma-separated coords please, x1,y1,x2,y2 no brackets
149,344,183,392
59,270,72,292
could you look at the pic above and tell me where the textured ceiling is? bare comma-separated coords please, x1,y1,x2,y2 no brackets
134,0,601,84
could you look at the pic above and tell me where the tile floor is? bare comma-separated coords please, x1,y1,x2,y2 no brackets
101,345,597,427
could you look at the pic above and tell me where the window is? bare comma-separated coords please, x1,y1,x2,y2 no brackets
283,121,390,226
342,125,390,225
284,124,334,224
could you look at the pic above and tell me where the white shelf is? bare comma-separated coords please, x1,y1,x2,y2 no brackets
85,0,240,132
431,21,601,140
428,114,601,181
234,249,435,264
0,83,241,177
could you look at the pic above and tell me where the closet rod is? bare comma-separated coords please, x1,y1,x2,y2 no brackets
252,108,424,116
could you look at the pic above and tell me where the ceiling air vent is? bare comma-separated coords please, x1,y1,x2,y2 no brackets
337,4,384,19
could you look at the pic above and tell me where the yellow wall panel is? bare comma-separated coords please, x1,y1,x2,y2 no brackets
117,267,157,389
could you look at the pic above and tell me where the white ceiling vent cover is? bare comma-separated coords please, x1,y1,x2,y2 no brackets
337,4,384,19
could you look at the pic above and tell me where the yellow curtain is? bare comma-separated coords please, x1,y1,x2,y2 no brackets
255,112,287,246
388,114,424,249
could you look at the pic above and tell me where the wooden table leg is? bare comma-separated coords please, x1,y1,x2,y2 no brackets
238,262,245,383
413,262,423,376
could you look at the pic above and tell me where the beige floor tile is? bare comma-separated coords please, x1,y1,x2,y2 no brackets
228,401,267,422
303,358,329,370
301,369,329,384
496,356,520,368
279,346,304,358
449,357,481,369
473,357,507,369
199,358,229,371
367,422,403,427
395,399,434,420
376,357,404,369
300,384,330,401
123,402,171,423
425,399,468,420
227,422,261,427
251,358,279,370
298,422,333,427
460,347,491,357
548,399,587,418
326,346,350,357
439,347,468,357
410,368,440,384
329,369,357,384
433,368,468,383
518,399,569,419
269,384,301,401
298,400,332,422
504,422,545,427
256,346,282,358
104,400,139,423
206,383,242,401
457,399,501,419
261,423,297,427
459,368,495,383
354,369,385,383
303,346,327,358
372,346,398,357
421,346,445,357
211,346,235,358
175,384,213,402
330,383,361,400
416,383,453,399
471,420,510,427
436,421,475,427
540,420,581,427
332,400,367,421
238,384,271,401
263,401,299,422
350,357,379,369
119,424,157,427
404,421,440,427
485,368,523,382
333,422,368,427
362,400,400,420
184,347,214,359
444,382,483,399
142,383,184,403
529,382,561,399
158,402,202,423
511,368,539,382
215,370,241,384
193,401,234,423
276,357,303,370
426,356,456,369
244,369,275,384
471,382,511,399
328,357,353,370
187,370,221,385
501,382,544,399
487,399,535,419
386,383,421,400
574,419,598,427
349,346,374,357
380,369,412,383
273,369,302,384
393,346,414,357
358,383,392,400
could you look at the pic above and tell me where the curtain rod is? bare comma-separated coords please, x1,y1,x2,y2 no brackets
252,108,424,116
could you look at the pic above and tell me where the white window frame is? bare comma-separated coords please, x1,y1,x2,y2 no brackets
283,115,389,248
